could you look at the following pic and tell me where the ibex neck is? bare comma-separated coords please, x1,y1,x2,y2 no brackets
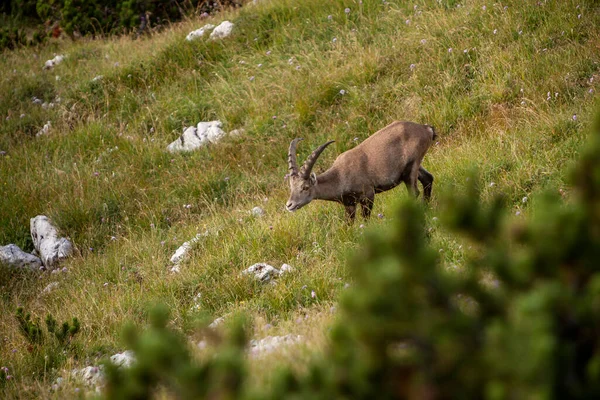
315,169,343,202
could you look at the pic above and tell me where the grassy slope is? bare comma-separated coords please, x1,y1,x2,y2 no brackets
1,0,599,397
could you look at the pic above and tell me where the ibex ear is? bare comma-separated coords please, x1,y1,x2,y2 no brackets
310,172,317,185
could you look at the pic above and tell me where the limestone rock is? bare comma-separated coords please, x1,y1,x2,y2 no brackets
170,231,209,266
209,21,234,40
110,350,136,368
166,121,226,153
30,215,73,268
0,244,42,270
186,24,215,41
242,263,281,282
44,55,65,70
248,334,303,357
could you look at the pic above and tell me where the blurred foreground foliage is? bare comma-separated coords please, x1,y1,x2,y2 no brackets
106,114,600,399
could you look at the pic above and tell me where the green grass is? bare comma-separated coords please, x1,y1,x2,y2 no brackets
1,0,599,396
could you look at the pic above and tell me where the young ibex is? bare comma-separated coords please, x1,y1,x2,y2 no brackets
286,121,436,222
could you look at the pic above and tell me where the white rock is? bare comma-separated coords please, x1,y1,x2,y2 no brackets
41,281,59,295
248,334,303,356
209,317,225,329
170,231,209,265
110,350,136,368
36,121,51,137
72,366,104,388
0,244,42,270
251,206,265,216
209,21,234,40
186,24,215,41
242,263,280,282
279,263,294,275
43,55,65,70
30,215,74,268
166,121,226,153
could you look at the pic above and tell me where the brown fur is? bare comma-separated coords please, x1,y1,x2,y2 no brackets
286,121,436,222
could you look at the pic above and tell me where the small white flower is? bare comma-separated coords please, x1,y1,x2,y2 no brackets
489,182,496,187
518,30,523,35
327,15,332,20
578,14,582,19
405,19,411,25
572,114,577,121
521,101,526,105
295,65,301,70
332,37,337,43
522,196,528,203
482,5,486,10
516,211,521,216
493,29,498,34
311,290,316,298
448,48,453,53
345,8,351,14
266,50,271,55
432,217,439,222
249,76,255,81
288,57,294,65
409,63,416,70
420,39,427,45
463,49,468,53
339,89,346,95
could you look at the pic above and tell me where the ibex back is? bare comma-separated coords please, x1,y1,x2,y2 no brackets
285,121,436,222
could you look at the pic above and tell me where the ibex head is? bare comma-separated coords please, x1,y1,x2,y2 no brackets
285,138,334,212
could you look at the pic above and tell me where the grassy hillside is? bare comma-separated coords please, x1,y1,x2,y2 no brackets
1,0,599,397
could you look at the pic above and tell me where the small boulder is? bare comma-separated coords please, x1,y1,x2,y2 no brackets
242,263,280,282
30,215,73,268
186,24,215,41
209,21,234,40
209,316,225,329
0,244,42,270
248,334,303,356
166,121,226,153
279,263,294,275
36,121,51,137
110,350,136,368
170,231,209,266
43,55,65,70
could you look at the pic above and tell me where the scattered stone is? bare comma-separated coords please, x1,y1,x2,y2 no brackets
110,350,136,368
209,21,234,40
71,366,104,388
43,54,65,70
0,244,42,270
209,317,225,329
30,215,74,268
170,231,209,266
186,24,215,41
242,263,281,282
251,206,265,217
36,121,51,137
248,335,303,356
279,263,294,275
41,282,59,295
166,121,227,153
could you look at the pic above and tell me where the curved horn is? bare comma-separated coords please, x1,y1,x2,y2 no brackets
300,140,335,179
288,138,303,174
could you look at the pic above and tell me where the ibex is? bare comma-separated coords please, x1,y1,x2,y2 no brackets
286,121,436,222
